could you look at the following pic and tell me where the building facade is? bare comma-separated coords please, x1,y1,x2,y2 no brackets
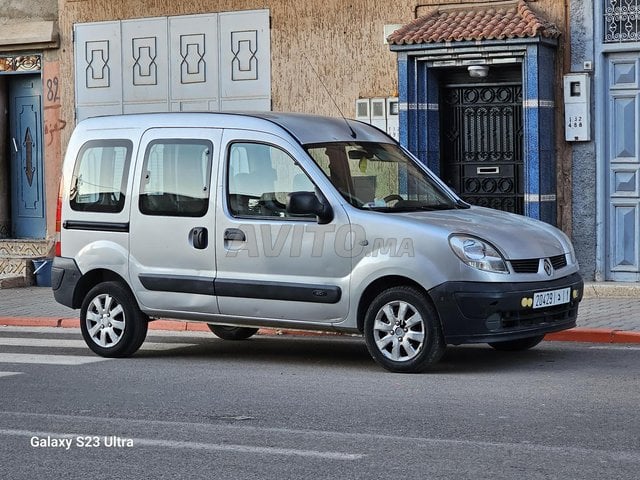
0,0,60,284
570,0,640,282
7,0,624,285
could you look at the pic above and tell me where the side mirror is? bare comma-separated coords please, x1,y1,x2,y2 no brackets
286,191,333,225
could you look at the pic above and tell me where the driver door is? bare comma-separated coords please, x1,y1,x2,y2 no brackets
215,130,352,323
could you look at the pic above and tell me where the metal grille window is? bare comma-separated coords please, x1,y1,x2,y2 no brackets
605,0,640,43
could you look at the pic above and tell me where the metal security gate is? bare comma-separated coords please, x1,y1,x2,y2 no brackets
440,81,524,214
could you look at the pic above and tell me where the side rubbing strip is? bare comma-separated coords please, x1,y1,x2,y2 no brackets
215,279,341,304
139,275,215,295
63,220,130,233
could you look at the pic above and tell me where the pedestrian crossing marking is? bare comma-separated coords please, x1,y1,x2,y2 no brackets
0,329,196,366
0,338,195,351
0,353,107,366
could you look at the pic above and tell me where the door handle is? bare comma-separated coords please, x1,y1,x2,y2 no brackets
189,227,208,249
224,228,246,242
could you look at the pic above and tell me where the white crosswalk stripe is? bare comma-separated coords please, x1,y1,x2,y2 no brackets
0,353,107,365
0,337,195,351
0,329,198,371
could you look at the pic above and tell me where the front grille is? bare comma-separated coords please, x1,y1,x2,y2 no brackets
550,254,568,270
510,254,568,274
509,259,539,273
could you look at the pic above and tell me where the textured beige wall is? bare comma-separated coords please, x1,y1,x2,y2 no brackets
56,0,571,229
57,0,566,138
0,0,58,22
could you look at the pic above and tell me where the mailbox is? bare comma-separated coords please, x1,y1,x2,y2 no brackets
564,73,591,142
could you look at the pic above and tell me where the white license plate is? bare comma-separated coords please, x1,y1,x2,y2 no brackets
533,287,571,309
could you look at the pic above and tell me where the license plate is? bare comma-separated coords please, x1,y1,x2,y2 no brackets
533,287,571,309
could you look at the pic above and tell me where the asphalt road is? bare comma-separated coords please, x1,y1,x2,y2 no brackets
0,326,638,480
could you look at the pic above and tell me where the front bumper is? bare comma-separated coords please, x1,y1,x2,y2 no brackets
429,272,583,345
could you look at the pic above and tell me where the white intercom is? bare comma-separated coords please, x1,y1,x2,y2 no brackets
563,73,591,142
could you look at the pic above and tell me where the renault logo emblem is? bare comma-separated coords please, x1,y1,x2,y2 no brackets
543,258,553,276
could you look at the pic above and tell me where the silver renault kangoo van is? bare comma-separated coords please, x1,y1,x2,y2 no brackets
53,112,583,372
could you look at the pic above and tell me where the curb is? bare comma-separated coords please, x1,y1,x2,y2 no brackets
544,328,640,344
1,317,640,344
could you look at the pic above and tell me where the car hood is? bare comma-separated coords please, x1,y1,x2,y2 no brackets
396,206,569,260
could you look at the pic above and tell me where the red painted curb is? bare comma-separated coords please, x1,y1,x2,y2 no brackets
1,317,640,344
610,330,640,343
59,319,80,328
0,317,61,327
545,327,640,343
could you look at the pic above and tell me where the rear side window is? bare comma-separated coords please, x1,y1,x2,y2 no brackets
139,139,213,217
70,140,132,213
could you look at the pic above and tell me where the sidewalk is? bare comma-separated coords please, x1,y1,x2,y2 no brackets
0,284,639,343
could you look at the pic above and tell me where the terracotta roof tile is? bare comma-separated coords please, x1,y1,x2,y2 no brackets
387,0,560,45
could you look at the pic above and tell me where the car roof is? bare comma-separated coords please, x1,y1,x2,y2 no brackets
76,112,394,146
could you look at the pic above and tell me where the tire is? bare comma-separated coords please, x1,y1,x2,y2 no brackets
363,286,445,373
489,335,545,352
207,325,259,340
80,281,148,358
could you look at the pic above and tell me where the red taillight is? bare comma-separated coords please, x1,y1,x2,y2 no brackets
55,179,63,257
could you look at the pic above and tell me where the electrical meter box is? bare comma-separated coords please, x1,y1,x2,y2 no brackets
386,97,399,140
564,73,591,142
370,98,387,131
355,99,371,124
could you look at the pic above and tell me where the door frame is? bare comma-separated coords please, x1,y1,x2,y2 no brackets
392,38,558,225
8,72,46,239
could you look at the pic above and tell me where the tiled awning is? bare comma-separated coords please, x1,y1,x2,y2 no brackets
387,0,560,45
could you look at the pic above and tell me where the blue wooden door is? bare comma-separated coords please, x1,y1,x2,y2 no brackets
9,75,45,238
605,53,640,281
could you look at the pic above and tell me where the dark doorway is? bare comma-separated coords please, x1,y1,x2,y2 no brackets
439,66,523,214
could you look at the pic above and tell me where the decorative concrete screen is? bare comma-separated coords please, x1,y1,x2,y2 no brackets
74,10,270,121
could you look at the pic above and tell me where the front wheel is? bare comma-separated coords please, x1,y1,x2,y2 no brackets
80,281,148,358
364,286,445,373
207,325,259,340
488,335,545,352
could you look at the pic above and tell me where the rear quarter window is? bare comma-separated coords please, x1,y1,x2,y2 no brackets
70,140,133,213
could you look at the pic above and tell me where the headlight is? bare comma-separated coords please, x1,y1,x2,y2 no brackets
449,235,508,274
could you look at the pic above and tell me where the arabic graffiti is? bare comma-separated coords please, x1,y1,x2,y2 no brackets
44,117,67,147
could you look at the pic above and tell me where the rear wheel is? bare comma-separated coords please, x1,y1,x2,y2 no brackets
80,281,148,358
207,325,259,340
489,335,544,351
364,286,445,373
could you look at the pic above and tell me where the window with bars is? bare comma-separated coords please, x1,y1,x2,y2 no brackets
605,0,640,43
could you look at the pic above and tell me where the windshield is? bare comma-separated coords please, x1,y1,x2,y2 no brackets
304,142,466,212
